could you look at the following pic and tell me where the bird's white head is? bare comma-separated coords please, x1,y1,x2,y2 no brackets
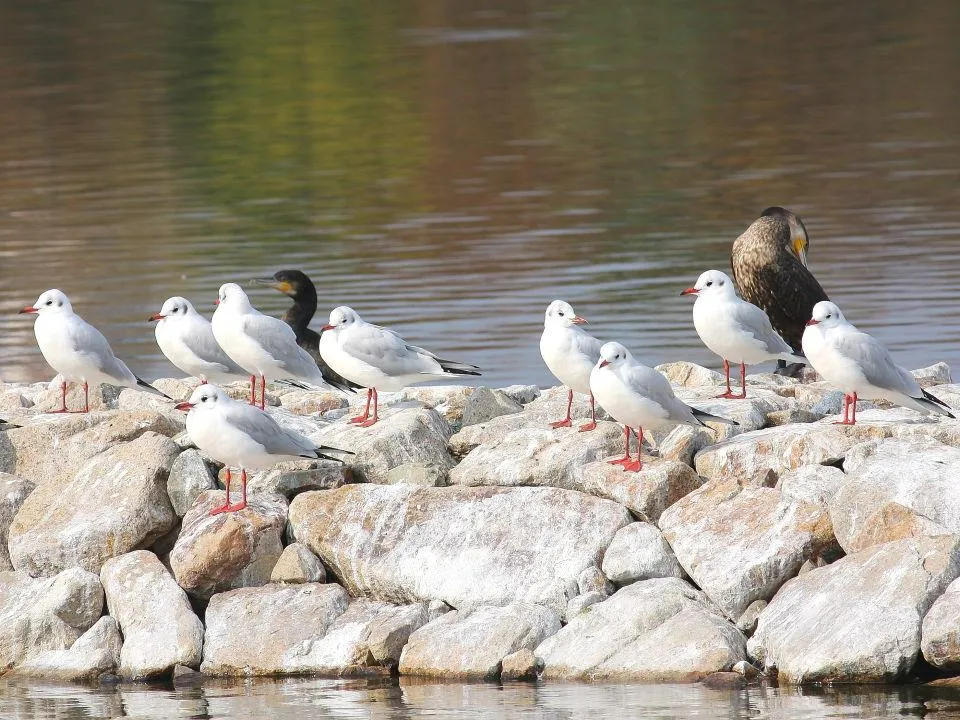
681,270,736,299
544,300,587,328
215,283,250,310
806,301,845,329
150,296,195,323
175,383,227,413
597,341,631,370
322,305,360,331
20,289,73,316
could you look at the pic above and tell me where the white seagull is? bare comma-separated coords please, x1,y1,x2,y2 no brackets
590,341,737,472
539,300,602,431
319,306,481,427
211,283,353,409
18,289,170,413
802,301,954,425
681,270,805,398
176,384,352,514
150,297,247,384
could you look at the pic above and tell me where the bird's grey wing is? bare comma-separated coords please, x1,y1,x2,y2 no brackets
240,312,303,367
183,319,246,374
68,318,136,383
834,330,921,396
621,363,678,421
342,323,432,376
572,330,603,363
729,301,796,356
222,402,315,456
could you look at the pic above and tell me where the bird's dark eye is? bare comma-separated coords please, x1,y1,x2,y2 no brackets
558,311,564,316
200,396,208,402
46,300,52,305
826,314,832,319
706,281,713,287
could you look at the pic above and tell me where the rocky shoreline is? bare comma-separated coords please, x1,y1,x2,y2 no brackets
2,362,960,686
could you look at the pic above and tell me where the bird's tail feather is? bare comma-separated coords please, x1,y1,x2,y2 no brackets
136,377,173,401
309,444,355,463
919,389,955,418
691,407,739,426
437,359,482,377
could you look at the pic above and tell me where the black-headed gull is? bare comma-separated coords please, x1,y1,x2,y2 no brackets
18,289,170,413
802,301,954,425
211,283,354,409
539,300,602,431
590,341,737,472
150,297,247,384
681,270,805,398
319,305,481,427
175,383,352,514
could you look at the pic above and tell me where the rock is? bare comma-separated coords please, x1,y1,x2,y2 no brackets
922,576,960,671
316,407,455,484
289,484,631,612
270,543,327,584
172,664,204,684
246,459,347,497
170,491,288,599
460,387,523,427
201,583,349,676
8,432,179,576
0,474,34,571
0,410,182,488
830,437,960,554
278,389,348,416
701,671,747,689
384,462,447,487
658,481,837,618
566,591,604,619
500,648,539,681
601,522,684,585
570,459,703,522
33,380,123,413
655,362,724,388
749,535,960,683
536,578,746,681
497,385,541,405
655,425,717,467
0,388,32,412
167,449,218,517
913,362,952,387
736,600,767,637
0,568,103,669
577,566,613,597
674,387,795,432
776,464,845,508
397,385,475,426
766,408,824,426
398,603,561,679
100,551,204,679
732,659,760,678
8,616,122,681
365,601,442,665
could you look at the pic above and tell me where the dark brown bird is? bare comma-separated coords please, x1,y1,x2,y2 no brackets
252,270,360,393
730,207,829,369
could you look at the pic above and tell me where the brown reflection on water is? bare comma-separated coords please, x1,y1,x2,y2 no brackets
1,0,960,387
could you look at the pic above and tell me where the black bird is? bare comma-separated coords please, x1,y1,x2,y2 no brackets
252,270,360,393
730,207,829,373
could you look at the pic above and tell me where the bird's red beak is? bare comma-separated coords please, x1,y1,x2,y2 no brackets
321,324,334,331
18,306,37,314
680,288,698,296
806,319,820,326
599,359,610,368
148,313,164,322
572,315,588,325
174,402,194,411
214,298,220,306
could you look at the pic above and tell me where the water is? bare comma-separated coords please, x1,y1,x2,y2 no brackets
4,676,960,720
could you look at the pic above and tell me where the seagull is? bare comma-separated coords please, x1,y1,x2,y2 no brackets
150,297,248,384
731,207,829,375
681,270,806,398
18,289,170,413
802,301,954,425
539,300,602,431
590,342,737,471
251,270,361,392
319,306,481,427
211,283,354,409
175,383,353,514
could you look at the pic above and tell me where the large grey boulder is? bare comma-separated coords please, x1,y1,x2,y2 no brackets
535,577,746,681
749,536,960,683
0,567,103,669
601,522,684,585
289,484,631,612
0,474,34,571
399,604,561,679
460,387,524,427
8,432,179,576
166,449,219,517
8,616,122,681
922,575,960,671
270,542,327,584
170,491,287,599
200,583,350,675
570,460,703,522
101,551,204,679
775,464,845,508
659,480,837,618
246,460,347,497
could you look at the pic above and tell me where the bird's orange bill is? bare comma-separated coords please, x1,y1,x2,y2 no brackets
148,313,164,322
680,288,698,296
321,324,334,331
572,315,588,325
18,306,37,314
599,359,610,368
174,402,194,411
806,318,820,326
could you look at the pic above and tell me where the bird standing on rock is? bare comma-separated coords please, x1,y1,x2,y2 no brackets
319,306,481,427
175,383,352,514
19,289,170,413
681,270,805,398
252,270,360,393
589,342,737,472
539,300,602,431
731,207,828,373
802,301,954,425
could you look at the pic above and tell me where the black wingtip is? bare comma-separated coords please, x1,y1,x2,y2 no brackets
922,389,956,419
136,377,174,401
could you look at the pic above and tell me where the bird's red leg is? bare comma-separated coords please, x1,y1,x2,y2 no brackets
738,362,747,399
623,427,644,472
209,468,232,515
249,375,257,405
359,388,380,427
50,381,69,413
609,425,632,466
229,469,248,512
350,389,372,423
834,393,856,425
579,392,597,432
715,359,738,399
551,389,573,428
850,392,858,425
259,375,266,410
80,382,89,413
